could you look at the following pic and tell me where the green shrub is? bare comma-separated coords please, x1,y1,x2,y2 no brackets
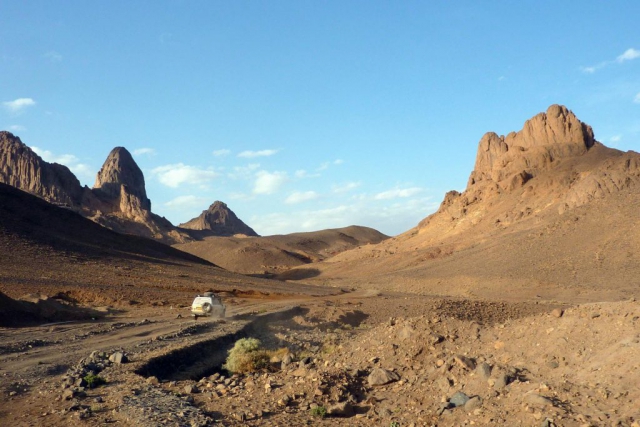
223,338,270,374
83,374,106,389
310,406,327,418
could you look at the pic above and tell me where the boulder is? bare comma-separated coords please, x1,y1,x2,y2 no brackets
368,368,400,386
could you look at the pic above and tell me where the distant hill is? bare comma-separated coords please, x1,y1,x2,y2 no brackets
174,225,389,275
289,105,640,302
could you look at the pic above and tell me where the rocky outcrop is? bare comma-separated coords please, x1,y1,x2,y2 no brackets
179,201,259,237
0,131,192,244
0,131,86,207
94,147,151,212
468,104,595,190
420,104,640,230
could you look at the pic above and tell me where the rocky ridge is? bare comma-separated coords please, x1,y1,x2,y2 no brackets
0,131,86,207
421,104,640,233
0,132,192,244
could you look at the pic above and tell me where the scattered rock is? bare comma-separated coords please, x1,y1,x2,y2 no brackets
368,367,400,386
109,351,128,364
291,367,307,377
184,384,199,394
491,373,509,389
551,308,564,318
281,352,294,367
62,389,76,400
523,392,554,407
454,354,476,370
449,391,470,407
464,396,482,411
476,362,492,379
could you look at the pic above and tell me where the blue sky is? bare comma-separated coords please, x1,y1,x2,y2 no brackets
1,1,639,236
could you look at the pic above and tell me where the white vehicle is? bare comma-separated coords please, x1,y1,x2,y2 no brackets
191,292,226,319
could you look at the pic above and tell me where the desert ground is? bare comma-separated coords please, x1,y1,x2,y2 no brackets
1,106,639,426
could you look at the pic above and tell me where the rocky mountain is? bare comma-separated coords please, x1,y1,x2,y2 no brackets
94,147,151,213
290,105,640,302
179,201,259,237
0,132,191,244
418,104,639,237
0,131,86,207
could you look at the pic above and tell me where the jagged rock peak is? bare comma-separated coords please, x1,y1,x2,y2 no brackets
93,147,150,210
469,105,596,189
179,201,259,236
0,131,83,206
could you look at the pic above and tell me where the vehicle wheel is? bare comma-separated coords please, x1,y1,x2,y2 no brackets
202,302,212,313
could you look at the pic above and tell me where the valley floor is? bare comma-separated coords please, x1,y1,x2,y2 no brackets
1,287,638,427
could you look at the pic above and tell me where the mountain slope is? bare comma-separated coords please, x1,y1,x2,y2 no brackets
290,105,640,302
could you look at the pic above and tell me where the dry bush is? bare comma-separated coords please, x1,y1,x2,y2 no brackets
223,338,270,374
223,338,292,374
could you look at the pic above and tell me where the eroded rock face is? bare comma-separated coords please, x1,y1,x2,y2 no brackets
469,104,595,189
0,133,192,244
179,201,259,237
94,147,151,212
420,104,640,232
0,131,85,207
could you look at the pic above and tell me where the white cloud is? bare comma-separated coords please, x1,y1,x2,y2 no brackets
238,149,278,158
295,169,320,179
285,191,319,204
44,51,62,62
164,195,209,209
634,93,640,104
317,162,330,171
3,98,36,113
151,163,218,188
227,163,260,180
213,149,231,157
610,135,622,143
8,125,26,132
582,48,640,74
253,170,288,195
374,187,423,200
333,181,361,193
133,148,156,156
316,159,343,172
31,146,94,185
580,63,608,74
617,48,640,63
